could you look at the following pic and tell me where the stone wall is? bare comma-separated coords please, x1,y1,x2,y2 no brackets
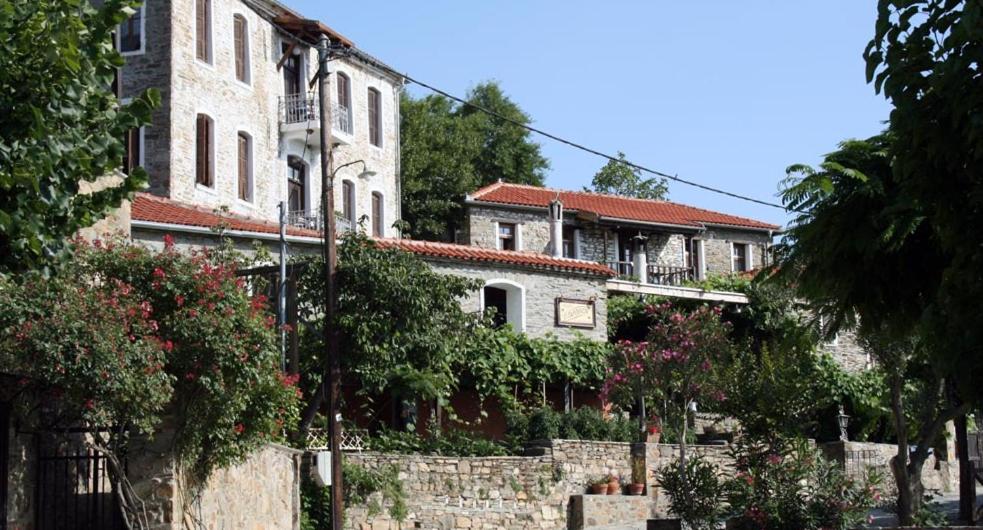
700,227,771,276
126,0,402,236
425,261,608,341
4,425,35,530
821,329,871,373
343,440,734,530
821,441,956,496
467,206,554,254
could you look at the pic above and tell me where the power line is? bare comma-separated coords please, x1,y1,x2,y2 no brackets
336,46,797,215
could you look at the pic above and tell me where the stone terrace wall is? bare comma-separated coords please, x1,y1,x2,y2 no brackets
821,441,956,497
343,440,734,530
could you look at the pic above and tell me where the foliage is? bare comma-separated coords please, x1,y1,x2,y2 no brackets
586,151,668,200
657,456,726,530
603,303,734,468
725,438,881,530
365,428,508,457
399,81,548,240
0,0,159,275
301,462,407,529
864,0,983,400
685,273,752,294
518,406,636,443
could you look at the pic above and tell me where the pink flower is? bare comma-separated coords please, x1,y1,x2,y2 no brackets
234,423,245,434
163,234,175,249
152,267,166,279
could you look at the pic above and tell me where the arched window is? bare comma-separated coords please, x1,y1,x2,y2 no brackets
482,280,525,331
371,192,384,237
233,15,250,83
342,180,355,225
195,114,213,187
287,155,306,213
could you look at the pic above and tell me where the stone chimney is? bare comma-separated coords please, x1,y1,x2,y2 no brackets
549,199,563,258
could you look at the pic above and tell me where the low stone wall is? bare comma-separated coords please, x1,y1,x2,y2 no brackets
4,427,36,530
821,441,956,496
343,441,734,530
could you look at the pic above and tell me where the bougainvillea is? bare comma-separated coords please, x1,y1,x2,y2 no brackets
0,236,300,484
602,303,734,466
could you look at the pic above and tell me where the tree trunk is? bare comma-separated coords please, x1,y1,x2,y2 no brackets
889,373,915,525
956,414,976,523
678,402,689,478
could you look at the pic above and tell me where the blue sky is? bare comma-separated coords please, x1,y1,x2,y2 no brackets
286,1,891,227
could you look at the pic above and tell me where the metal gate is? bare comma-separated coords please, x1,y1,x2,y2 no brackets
36,431,125,530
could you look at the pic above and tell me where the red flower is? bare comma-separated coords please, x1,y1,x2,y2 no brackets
84,399,95,410
163,234,175,249
234,423,245,434
152,267,166,279
175,295,185,307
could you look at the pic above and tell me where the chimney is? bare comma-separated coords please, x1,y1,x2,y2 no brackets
549,199,563,258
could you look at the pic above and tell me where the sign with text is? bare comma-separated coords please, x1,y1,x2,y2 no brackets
555,298,596,328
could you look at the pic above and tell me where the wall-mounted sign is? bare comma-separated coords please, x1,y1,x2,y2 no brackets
555,297,596,329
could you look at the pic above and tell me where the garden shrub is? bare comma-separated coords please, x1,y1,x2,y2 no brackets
657,455,727,530
366,428,508,457
527,407,562,441
301,461,407,529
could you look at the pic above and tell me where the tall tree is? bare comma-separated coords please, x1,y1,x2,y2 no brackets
587,151,669,200
0,0,159,275
399,81,549,240
773,134,967,523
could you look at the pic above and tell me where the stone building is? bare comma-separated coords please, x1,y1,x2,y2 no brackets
118,0,403,239
463,182,780,286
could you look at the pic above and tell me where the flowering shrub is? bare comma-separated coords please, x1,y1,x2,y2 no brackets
725,438,881,530
602,303,734,461
0,236,300,484
657,455,727,530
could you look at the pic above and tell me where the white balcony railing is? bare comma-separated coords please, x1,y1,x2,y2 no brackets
278,92,353,136
287,209,352,234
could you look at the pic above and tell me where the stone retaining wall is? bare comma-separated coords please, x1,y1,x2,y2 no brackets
821,441,956,496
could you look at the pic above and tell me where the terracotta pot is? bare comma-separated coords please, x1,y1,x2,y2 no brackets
647,431,662,444
628,483,645,495
590,483,608,495
607,481,620,494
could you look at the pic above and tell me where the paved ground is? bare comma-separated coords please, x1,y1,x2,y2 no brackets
867,488,983,527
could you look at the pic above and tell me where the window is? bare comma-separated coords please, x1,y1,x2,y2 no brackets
336,73,351,110
118,5,143,54
195,0,211,63
287,156,306,213
498,223,516,251
484,286,509,328
482,280,525,331
195,114,213,187
732,243,749,272
367,88,381,147
342,180,355,224
562,226,577,258
686,237,703,279
123,128,142,175
233,15,249,83
237,132,251,201
282,42,302,95
371,192,384,237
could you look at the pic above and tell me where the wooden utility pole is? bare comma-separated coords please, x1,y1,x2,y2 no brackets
315,34,344,530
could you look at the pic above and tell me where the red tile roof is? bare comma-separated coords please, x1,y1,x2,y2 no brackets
469,182,781,231
374,239,616,277
131,193,322,238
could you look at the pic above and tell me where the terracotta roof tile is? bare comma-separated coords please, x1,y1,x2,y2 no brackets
374,238,616,277
469,182,781,231
131,193,321,238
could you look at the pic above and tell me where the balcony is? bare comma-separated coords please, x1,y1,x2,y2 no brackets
286,209,352,234
647,265,694,286
278,92,353,145
605,262,748,303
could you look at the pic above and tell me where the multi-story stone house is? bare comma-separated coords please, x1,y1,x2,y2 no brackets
116,0,403,250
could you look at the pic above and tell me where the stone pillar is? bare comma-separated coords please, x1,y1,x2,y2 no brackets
549,199,563,258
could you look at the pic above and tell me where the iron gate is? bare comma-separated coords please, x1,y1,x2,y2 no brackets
36,431,125,530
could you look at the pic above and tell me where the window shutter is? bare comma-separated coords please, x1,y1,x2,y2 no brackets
234,16,246,81
368,89,380,146
238,134,249,200
372,193,382,237
196,115,211,187
196,0,209,61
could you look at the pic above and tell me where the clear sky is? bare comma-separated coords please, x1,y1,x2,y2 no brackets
285,0,891,227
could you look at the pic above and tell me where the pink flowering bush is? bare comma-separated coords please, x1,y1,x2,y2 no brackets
602,303,734,463
0,236,300,483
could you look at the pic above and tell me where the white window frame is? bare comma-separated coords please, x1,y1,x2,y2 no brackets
119,97,146,171
494,221,521,251
236,130,254,203
730,242,750,273
479,279,526,332
232,13,251,86
342,179,356,225
117,4,146,56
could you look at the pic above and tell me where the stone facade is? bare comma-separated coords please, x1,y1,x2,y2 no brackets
120,0,402,237
821,329,871,373
425,261,609,341
465,205,773,280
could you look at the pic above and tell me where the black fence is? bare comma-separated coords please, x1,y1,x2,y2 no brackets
36,431,125,530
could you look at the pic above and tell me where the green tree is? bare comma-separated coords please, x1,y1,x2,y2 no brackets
587,151,668,200
399,81,549,240
773,134,965,523
0,0,159,275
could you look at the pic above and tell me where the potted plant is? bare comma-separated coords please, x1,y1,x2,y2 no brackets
629,453,646,495
606,474,621,495
628,482,645,495
647,420,662,444
588,476,609,495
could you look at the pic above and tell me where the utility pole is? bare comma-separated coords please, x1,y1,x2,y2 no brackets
278,201,288,371
315,34,344,529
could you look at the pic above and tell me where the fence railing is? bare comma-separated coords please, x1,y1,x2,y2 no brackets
286,209,353,234
278,93,353,135
607,261,634,277
647,265,695,286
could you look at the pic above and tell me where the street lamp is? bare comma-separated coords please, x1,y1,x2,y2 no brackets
332,159,376,181
837,404,850,442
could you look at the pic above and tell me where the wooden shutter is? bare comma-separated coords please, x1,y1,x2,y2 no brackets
342,181,353,222
196,115,211,186
336,74,349,109
371,193,382,237
368,88,380,146
196,0,210,62
234,16,246,82
238,133,249,200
